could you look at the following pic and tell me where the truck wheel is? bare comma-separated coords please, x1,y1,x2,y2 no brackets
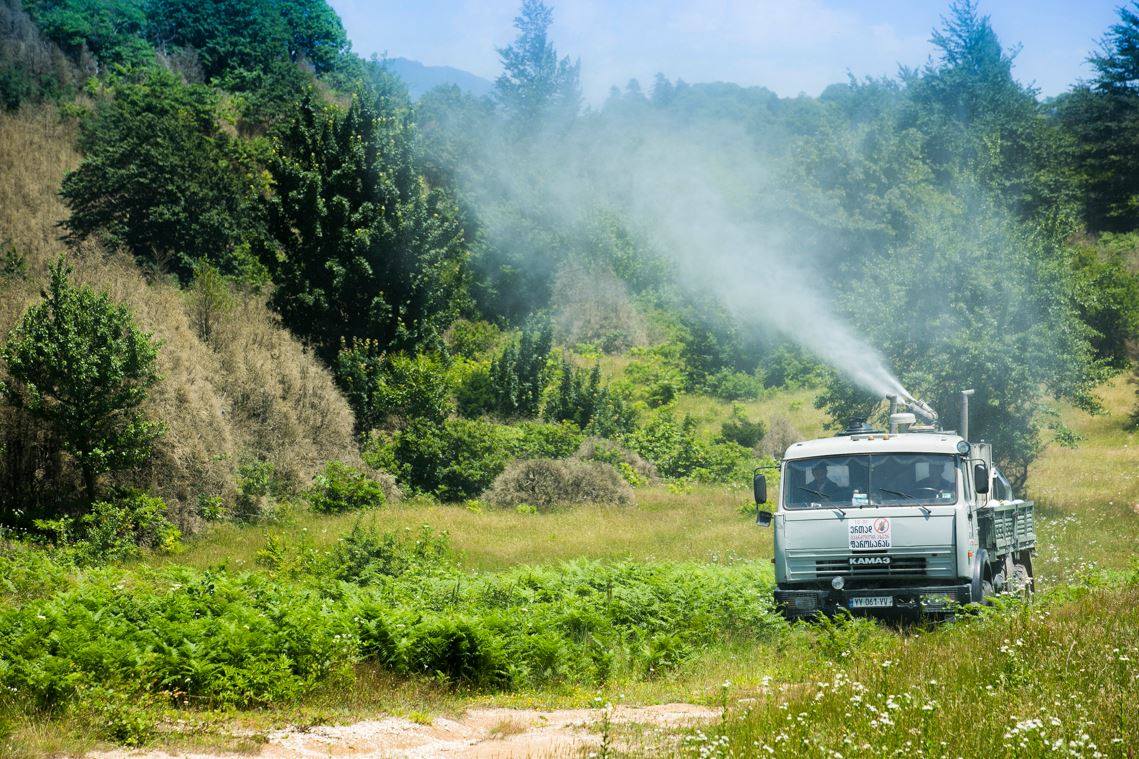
1010,563,1033,600
970,550,991,604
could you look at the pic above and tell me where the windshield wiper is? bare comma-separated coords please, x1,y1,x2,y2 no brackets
875,488,933,515
799,486,828,499
875,488,915,501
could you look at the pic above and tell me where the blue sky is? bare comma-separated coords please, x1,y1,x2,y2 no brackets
328,1,1125,102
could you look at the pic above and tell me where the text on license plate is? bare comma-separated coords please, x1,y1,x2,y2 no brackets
849,596,893,609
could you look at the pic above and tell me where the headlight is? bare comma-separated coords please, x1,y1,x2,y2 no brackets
921,593,954,608
792,596,817,611
831,576,845,590
956,440,971,455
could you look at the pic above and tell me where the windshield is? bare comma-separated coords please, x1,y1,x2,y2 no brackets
783,454,958,509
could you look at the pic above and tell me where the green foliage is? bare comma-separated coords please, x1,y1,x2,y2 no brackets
493,0,581,129
703,368,762,401
618,342,687,408
60,69,258,282
335,340,454,433
304,461,385,515
445,319,501,359
720,406,766,449
24,0,151,68
1,260,161,508
35,491,181,564
258,92,468,362
147,0,349,86
574,437,658,487
0,239,27,280
509,419,583,459
0,565,356,709
0,0,77,111
233,458,275,522
626,412,752,483
1068,233,1139,368
543,356,632,435
386,418,513,501
453,359,496,418
402,615,510,688
488,318,552,418
1060,2,1139,231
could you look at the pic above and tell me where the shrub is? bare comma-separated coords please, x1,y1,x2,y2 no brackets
489,319,552,418
1,259,162,506
336,340,453,433
704,368,762,401
390,418,513,501
233,459,276,523
325,525,451,584
758,414,802,459
720,406,766,448
619,343,686,408
454,360,496,418
574,437,659,486
403,614,511,688
304,461,386,514
484,458,632,510
627,412,752,483
35,492,181,564
446,319,501,359
509,420,584,459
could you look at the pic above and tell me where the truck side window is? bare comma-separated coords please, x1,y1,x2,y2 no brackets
992,469,1013,501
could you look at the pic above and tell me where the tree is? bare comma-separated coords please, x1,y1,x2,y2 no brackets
60,68,258,282
1059,2,1139,231
489,318,551,418
494,0,580,129
1,259,162,504
902,0,1075,223
258,89,469,362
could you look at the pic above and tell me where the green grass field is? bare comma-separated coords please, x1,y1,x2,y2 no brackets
1,377,1136,757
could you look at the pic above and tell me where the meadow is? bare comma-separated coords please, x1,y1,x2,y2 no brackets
0,377,1135,757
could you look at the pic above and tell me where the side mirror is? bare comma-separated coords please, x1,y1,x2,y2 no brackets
753,473,767,505
973,463,990,494
757,509,773,527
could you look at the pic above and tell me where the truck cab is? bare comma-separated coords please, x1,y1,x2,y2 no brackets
755,425,1035,620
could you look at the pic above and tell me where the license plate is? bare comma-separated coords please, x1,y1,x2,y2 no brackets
850,595,893,609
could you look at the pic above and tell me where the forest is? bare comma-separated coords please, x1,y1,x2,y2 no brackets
0,0,1137,755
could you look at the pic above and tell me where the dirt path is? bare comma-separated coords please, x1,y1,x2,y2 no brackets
90,704,720,758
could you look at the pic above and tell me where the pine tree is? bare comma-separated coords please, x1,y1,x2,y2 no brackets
1,259,162,505
259,88,469,361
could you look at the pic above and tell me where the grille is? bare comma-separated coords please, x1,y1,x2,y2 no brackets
815,555,927,576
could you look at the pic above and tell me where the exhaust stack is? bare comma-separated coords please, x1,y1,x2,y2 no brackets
960,389,975,442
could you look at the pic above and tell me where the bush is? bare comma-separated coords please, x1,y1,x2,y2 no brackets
574,437,659,486
489,319,552,418
758,414,803,459
35,491,181,564
704,368,763,401
389,418,513,501
304,461,386,514
446,319,501,359
336,341,453,433
627,412,752,483
453,360,496,418
403,615,511,688
484,458,632,509
509,420,584,459
720,406,766,448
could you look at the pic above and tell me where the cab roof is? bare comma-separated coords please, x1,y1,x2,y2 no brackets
782,431,965,461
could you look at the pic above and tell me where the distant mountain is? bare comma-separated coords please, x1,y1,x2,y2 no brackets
384,57,494,100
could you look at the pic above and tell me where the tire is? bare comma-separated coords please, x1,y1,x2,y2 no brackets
971,549,990,604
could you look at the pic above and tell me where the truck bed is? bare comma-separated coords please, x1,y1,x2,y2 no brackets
977,500,1036,555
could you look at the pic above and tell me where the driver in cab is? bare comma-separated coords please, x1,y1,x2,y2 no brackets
805,462,841,500
916,460,955,496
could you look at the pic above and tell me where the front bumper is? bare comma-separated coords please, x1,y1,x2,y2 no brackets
775,582,972,619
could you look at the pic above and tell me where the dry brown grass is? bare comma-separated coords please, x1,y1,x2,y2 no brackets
484,457,633,509
0,106,357,526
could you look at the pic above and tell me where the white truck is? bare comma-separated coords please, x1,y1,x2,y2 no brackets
754,391,1036,620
